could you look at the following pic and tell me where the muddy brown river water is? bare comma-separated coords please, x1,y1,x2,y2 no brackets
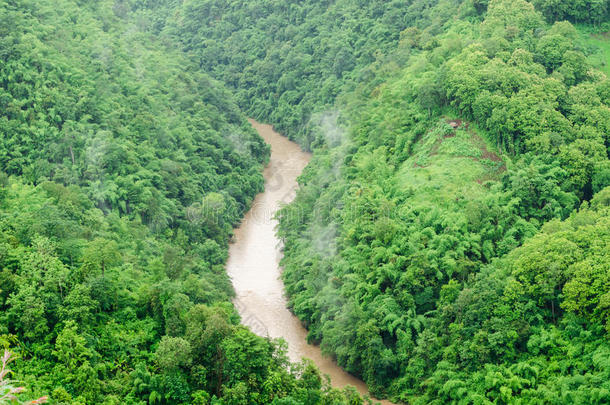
226,119,394,404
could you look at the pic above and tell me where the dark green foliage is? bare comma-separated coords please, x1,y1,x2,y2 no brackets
532,0,609,24
161,0,451,147
0,0,268,244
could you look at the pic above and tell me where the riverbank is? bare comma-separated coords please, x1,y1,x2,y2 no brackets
226,120,395,405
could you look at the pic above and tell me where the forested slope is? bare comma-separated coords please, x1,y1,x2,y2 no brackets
159,0,610,402
162,0,459,147
0,1,367,404
2,0,609,404
275,0,610,402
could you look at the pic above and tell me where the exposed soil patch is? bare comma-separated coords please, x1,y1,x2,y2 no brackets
445,120,459,138
448,119,460,129
593,31,610,40
470,133,507,182
471,133,505,168
446,119,469,131
476,173,501,185
480,144,503,163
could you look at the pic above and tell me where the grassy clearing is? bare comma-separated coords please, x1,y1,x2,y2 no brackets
577,24,610,76
397,118,506,209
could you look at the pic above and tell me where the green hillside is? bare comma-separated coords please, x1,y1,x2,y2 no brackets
579,26,610,75
275,0,610,402
1,0,609,404
0,1,367,404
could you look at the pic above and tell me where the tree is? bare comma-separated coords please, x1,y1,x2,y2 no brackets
81,238,120,278
155,336,192,371
7,285,48,341
58,284,98,327
52,321,91,373
221,328,273,389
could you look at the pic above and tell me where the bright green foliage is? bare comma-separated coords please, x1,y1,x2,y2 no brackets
1,0,609,403
271,0,610,402
0,0,363,404
425,189,610,403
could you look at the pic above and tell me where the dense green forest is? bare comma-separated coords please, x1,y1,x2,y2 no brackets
0,0,368,404
157,0,608,402
161,0,445,147
273,1,610,403
1,0,609,404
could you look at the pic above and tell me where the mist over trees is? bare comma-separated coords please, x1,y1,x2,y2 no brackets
273,0,610,402
0,1,367,403
1,0,609,404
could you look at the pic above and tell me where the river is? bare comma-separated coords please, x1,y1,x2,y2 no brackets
226,119,394,404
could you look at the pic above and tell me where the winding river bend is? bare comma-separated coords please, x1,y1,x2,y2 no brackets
227,120,393,405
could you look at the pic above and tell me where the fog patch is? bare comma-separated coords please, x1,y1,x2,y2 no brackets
311,222,338,258
226,130,253,157
309,110,346,148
